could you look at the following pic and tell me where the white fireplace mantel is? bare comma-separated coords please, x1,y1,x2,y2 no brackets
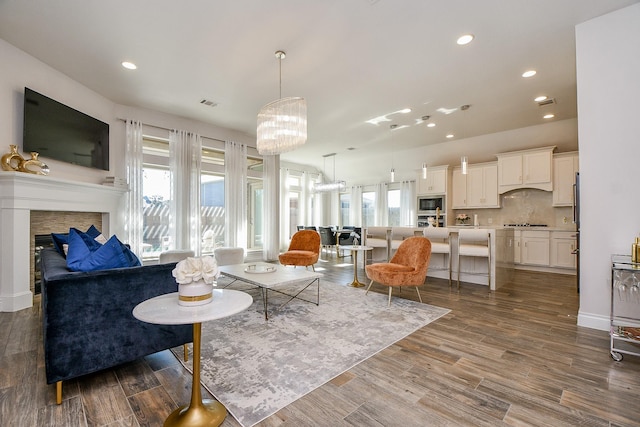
0,172,127,312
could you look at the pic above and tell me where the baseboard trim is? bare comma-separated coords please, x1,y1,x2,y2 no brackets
577,311,609,331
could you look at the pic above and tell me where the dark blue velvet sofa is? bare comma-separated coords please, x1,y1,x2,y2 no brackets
40,248,193,404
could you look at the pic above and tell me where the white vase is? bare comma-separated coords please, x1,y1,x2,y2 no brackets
178,281,214,306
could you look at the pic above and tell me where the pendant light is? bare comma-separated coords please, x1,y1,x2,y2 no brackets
256,51,307,155
422,163,428,179
460,104,470,174
313,153,346,192
389,124,397,182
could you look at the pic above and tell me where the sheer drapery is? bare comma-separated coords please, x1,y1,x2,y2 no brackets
169,130,202,254
262,154,279,261
299,171,308,226
400,180,416,226
224,141,247,249
374,182,389,226
124,120,144,256
279,168,291,250
350,185,363,227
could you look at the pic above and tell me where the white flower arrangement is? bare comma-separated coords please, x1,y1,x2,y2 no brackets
456,213,470,223
172,256,220,285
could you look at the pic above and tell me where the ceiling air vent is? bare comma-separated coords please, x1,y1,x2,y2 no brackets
200,99,218,107
537,98,556,107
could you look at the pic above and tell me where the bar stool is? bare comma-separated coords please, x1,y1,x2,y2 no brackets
423,227,452,286
456,229,491,290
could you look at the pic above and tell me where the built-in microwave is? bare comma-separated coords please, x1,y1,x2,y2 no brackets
418,196,444,213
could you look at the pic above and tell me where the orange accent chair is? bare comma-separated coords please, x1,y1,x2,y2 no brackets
279,230,321,271
365,236,432,306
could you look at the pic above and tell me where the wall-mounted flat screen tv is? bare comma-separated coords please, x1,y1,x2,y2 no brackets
23,87,109,171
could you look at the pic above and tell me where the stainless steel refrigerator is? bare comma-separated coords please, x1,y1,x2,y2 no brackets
573,172,580,293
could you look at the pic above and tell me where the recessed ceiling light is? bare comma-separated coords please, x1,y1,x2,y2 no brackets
543,114,555,119
522,70,536,78
534,95,547,102
398,108,412,114
122,61,137,70
457,34,474,45
446,134,454,139
427,123,436,128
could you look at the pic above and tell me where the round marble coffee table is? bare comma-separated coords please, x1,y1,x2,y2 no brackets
133,289,253,427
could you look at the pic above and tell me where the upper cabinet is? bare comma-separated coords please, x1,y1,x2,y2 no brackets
417,165,448,195
496,146,555,194
552,152,579,207
452,163,499,209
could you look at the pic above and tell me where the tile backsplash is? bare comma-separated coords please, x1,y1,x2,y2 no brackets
452,189,574,228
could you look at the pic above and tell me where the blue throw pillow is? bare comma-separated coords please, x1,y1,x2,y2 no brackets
51,232,69,256
85,224,102,239
67,230,141,272
51,225,102,257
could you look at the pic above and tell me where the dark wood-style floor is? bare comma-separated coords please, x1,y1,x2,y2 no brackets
2,252,640,426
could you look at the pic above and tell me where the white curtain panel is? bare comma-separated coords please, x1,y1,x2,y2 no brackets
124,120,144,256
375,182,389,226
169,130,202,253
262,154,280,261
224,141,247,249
350,185,363,227
279,168,291,249
400,180,417,226
299,171,308,227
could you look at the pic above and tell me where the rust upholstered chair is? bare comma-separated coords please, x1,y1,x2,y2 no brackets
279,230,321,271
365,236,432,306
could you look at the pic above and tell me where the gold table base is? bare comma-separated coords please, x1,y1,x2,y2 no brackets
164,400,226,427
164,323,227,427
348,248,366,288
348,278,366,288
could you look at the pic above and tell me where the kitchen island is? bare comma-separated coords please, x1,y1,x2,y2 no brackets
426,226,514,291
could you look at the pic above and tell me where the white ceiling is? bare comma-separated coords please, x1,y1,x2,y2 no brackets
1,0,637,180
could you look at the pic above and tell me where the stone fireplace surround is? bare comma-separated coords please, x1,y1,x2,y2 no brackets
0,172,127,312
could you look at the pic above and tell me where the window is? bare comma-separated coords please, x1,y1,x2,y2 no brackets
247,156,264,250
339,193,350,226
142,166,171,260
388,189,401,226
142,137,228,258
362,191,375,227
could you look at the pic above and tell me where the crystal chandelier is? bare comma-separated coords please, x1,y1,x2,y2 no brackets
257,51,307,155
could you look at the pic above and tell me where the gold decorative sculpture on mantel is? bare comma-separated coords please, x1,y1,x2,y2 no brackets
20,152,50,175
1,145,49,175
1,144,25,171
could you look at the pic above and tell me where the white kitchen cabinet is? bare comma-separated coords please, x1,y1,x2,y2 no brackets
550,231,577,268
497,146,555,194
451,168,467,208
553,152,579,206
521,230,550,266
417,165,448,195
451,163,499,209
513,230,521,264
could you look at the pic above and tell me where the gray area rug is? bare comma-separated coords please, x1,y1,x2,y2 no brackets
172,279,450,427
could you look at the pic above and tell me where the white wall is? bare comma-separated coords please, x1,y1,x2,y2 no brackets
0,38,255,186
576,3,640,329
